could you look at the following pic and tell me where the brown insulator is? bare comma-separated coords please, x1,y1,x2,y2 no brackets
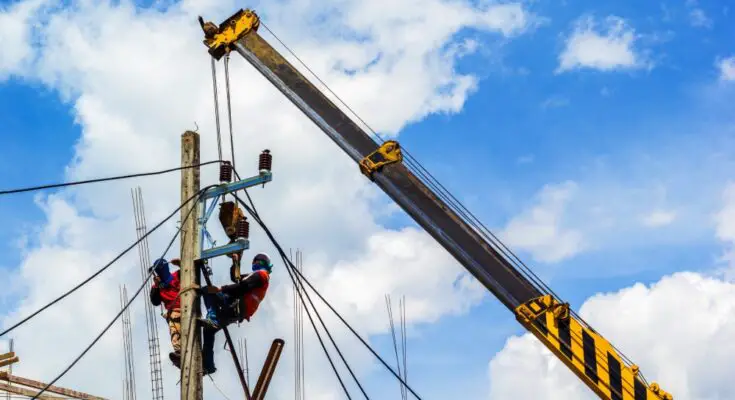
236,217,249,239
259,149,272,172
220,161,233,182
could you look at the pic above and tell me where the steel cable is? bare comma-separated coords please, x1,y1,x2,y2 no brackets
30,187,209,399
0,186,213,338
233,194,423,400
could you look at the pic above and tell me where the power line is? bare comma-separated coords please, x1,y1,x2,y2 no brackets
0,186,215,338
0,161,221,196
282,247,370,399
226,184,363,398
30,187,207,400
233,194,422,400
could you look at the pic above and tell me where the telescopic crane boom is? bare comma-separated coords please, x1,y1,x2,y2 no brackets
197,9,673,400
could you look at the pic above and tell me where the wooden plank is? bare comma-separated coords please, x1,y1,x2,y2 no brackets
0,352,15,362
0,373,107,399
0,382,63,400
0,357,18,369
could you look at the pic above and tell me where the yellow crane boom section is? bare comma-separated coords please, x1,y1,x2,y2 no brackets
196,9,673,400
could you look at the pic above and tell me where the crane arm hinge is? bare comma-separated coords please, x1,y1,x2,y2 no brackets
359,140,403,180
199,9,261,60
515,295,672,400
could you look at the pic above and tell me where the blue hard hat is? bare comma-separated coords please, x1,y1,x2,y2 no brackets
252,253,273,273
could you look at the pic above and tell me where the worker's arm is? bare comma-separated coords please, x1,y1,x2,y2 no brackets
150,279,162,306
220,272,266,297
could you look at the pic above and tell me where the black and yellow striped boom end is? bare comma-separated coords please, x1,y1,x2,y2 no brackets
515,295,672,400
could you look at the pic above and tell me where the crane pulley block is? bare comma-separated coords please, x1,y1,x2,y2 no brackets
198,9,260,60
359,140,403,180
516,295,672,400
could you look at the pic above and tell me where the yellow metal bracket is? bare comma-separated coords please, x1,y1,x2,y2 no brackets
359,140,403,180
199,9,261,60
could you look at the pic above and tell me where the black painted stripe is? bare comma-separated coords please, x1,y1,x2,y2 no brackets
635,377,647,400
582,330,598,383
533,308,548,337
558,317,572,360
608,353,623,400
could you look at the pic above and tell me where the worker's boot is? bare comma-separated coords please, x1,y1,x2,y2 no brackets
169,351,181,369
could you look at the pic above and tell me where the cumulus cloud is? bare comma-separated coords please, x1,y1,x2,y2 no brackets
642,209,677,228
0,0,47,78
0,0,534,397
686,0,713,28
489,272,735,400
500,181,585,263
717,56,735,82
557,15,648,73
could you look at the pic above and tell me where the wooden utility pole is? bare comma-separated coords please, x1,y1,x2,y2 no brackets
180,131,202,399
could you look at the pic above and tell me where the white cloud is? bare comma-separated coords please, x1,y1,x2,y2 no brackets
717,56,735,82
500,181,585,263
0,0,47,78
489,271,735,400
642,209,677,227
557,15,648,73
689,8,713,28
686,0,713,28
0,0,534,398
540,95,570,109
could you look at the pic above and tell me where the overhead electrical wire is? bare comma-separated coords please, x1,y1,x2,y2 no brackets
30,187,209,400
283,242,370,399
0,186,215,338
258,22,642,374
233,194,422,400
224,183,361,399
0,161,221,196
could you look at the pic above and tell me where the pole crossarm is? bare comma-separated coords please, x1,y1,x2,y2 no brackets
200,238,250,260
200,172,272,200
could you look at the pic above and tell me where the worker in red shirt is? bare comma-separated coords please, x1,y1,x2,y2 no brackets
198,252,273,375
149,257,182,368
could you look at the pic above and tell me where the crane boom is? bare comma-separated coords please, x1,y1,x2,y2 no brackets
197,9,673,400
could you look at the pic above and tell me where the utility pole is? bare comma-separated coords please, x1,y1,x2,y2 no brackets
180,131,202,399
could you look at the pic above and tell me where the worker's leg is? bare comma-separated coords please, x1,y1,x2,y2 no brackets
202,326,218,374
167,309,182,368
200,292,230,329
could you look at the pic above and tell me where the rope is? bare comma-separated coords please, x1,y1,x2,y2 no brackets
30,187,207,399
0,161,221,196
208,376,233,400
0,185,216,338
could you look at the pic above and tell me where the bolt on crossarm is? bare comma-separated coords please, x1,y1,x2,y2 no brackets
196,9,673,400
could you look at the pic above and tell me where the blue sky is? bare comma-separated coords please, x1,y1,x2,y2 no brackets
1,0,735,398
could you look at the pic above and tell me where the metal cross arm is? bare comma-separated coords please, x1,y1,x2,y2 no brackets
201,171,273,200
201,238,250,261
